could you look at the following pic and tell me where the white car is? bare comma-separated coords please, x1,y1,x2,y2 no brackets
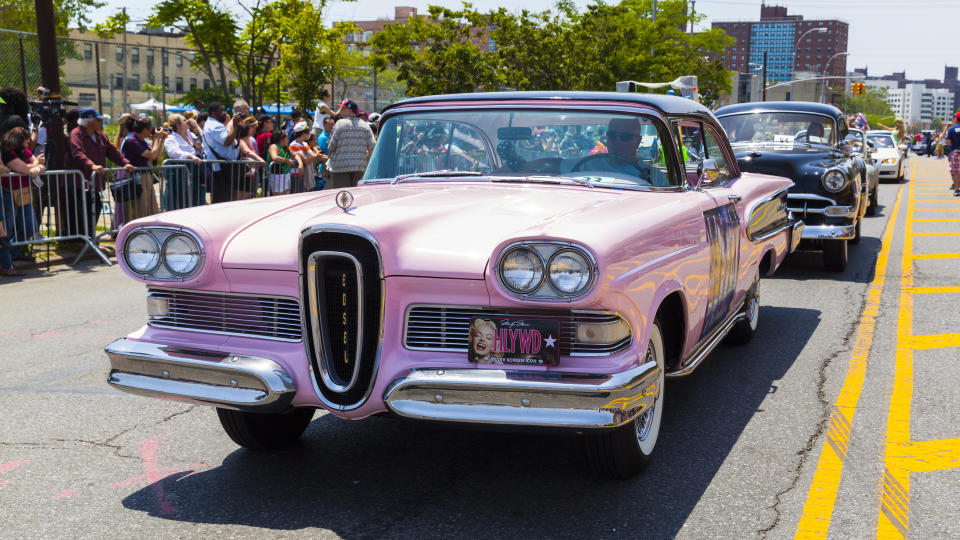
868,130,905,181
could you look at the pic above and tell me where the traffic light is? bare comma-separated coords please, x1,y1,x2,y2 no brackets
851,82,866,95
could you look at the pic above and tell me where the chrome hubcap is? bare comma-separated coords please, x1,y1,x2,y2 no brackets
747,277,759,330
636,342,658,443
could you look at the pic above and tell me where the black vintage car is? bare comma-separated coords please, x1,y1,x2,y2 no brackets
715,102,867,272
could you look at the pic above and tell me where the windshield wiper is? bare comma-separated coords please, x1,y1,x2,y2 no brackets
491,175,594,188
392,170,483,184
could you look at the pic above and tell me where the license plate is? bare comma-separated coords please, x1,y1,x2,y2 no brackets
467,317,560,366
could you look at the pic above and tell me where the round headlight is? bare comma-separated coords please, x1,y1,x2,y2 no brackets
500,247,544,294
162,234,201,275
548,249,592,295
822,170,847,192
125,231,160,274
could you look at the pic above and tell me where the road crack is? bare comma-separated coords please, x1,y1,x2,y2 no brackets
758,281,868,537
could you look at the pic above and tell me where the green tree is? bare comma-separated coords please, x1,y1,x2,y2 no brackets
275,0,352,110
842,86,894,118
140,82,163,101
370,5,500,96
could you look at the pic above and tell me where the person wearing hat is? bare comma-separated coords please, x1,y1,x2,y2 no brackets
65,107,135,237
288,121,322,193
326,99,375,188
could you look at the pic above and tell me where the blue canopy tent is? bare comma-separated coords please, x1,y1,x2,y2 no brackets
261,103,294,115
165,105,196,113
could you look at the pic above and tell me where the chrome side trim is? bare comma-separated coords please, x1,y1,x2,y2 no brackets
746,187,789,241
790,220,805,252
801,224,857,241
306,251,364,393
667,308,747,378
383,361,659,429
104,338,296,412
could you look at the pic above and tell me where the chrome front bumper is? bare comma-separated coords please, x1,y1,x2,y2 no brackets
104,338,297,412
383,362,660,430
801,224,857,241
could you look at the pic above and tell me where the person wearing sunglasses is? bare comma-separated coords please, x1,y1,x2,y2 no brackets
568,117,654,184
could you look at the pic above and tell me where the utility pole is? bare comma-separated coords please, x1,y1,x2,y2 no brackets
34,0,65,169
762,50,768,102
121,7,128,113
690,0,695,34
161,47,166,116
95,42,103,112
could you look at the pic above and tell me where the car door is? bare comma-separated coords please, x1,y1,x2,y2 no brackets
671,119,743,341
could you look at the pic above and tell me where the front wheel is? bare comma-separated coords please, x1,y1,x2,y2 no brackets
217,407,315,450
585,320,665,479
823,238,849,272
849,219,862,245
725,271,759,345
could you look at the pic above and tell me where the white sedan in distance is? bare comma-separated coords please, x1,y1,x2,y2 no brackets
867,130,905,181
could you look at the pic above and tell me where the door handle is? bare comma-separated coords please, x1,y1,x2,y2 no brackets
728,194,742,203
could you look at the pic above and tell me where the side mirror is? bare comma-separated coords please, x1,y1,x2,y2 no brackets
698,159,722,184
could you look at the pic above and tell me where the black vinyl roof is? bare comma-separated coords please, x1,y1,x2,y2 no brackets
383,91,714,116
714,101,844,118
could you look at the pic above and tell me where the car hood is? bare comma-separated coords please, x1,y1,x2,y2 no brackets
217,182,679,278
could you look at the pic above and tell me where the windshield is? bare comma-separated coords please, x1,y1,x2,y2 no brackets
867,134,896,148
718,112,836,146
364,109,680,188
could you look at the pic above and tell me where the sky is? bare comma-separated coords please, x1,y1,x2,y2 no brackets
88,0,960,82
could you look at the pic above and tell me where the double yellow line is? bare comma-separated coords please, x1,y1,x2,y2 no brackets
794,161,911,538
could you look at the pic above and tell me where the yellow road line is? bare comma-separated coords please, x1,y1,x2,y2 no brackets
877,158,916,540
793,162,910,539
912,253,960,260
908,333,960,349
893,439,960,473
911,286,960,294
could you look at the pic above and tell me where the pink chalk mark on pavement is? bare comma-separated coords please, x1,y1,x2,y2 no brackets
110,438,208,515
0,460,28,473
53,488,80,500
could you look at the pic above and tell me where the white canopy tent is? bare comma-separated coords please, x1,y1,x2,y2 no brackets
129,98,168,112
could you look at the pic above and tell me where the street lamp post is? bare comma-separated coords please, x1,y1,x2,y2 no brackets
821,51,850,103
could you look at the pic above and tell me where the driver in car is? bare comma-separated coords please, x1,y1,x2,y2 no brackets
567,117,656,183
806,121,827,144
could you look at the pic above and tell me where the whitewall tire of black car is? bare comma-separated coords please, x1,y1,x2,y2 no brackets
585,320,665,479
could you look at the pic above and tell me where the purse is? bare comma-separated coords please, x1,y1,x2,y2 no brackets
110,175,143,203
10,186,32,206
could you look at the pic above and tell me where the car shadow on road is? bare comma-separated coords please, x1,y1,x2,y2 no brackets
765,236,882,284
121,305,821,538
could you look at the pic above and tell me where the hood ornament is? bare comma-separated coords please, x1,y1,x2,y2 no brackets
335,190,354,212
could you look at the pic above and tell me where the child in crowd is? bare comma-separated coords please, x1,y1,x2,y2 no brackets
268,131,297,195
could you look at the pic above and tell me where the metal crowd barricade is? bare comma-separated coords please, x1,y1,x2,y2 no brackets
161,159,269,205
0,169,111,266
93,165,190,242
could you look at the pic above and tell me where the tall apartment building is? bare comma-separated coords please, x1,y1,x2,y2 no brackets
63,27,217,119
862,67,959,127
712,5,848,86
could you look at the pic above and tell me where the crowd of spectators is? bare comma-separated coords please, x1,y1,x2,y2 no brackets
0,86,379,277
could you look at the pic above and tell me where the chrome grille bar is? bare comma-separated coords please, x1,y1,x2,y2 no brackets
148,288,302,342
404,305,631,356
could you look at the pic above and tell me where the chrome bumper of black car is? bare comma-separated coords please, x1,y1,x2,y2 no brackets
383,362,660,430
801,224,857,241
104,338,297,412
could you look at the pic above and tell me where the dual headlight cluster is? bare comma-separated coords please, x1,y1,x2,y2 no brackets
124,228,203,279
498,243,596,299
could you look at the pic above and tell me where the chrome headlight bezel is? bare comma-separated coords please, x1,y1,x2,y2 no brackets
496,242,597,301
122,227,205,280
498,246,545,295
124,231,161,275
821,170,848,193
547,248,593,296
161,233,202,276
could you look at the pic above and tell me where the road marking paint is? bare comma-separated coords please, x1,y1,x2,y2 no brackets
911,286,960,294
911,253,960,260
53,488,80,500
877,159,916,540
908,333,960,349
793,167,909,539
893,439,960,473
110,438,208,515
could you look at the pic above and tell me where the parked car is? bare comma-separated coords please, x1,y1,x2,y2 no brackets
105,92,802,478
844,128,880,215
867,130,906,181
716,101,867,272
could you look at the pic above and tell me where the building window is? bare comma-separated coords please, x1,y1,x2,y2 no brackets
162,49,168,66
116,46,124,62
131,47,139,63
146,49,154,67
84,43,92,60
203,79,210,90
128,73,139,90
175,77,183,93
114,75,123,90
147,72,155,84
189,78,197,91
176,52,183,67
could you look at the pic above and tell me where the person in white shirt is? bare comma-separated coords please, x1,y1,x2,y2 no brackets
311,89,342,137
163,113,206,209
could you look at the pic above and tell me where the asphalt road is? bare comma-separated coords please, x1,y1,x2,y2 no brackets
0,156,952,539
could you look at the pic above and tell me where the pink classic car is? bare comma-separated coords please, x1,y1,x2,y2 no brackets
105,92,802,478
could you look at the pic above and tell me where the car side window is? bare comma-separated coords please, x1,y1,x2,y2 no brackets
672,120,704,185
701,126,734,186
